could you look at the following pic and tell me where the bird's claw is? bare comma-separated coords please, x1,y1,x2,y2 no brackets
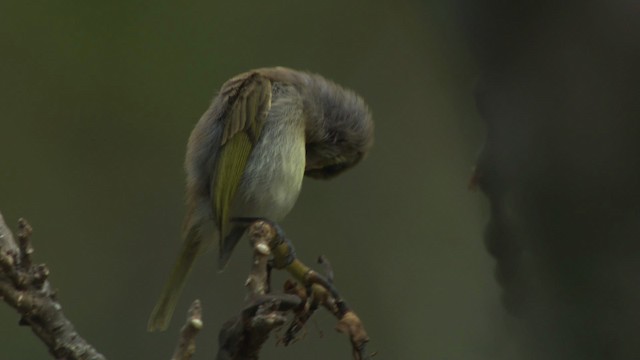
230,217,287,241
231,217,295,268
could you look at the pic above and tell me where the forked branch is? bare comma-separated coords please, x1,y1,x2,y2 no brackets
0,212,371,360
0,213,106,360
215,220,372,360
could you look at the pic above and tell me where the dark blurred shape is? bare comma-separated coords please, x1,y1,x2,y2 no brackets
457,0,640,359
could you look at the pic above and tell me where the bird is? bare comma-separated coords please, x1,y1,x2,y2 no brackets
147,67,374,331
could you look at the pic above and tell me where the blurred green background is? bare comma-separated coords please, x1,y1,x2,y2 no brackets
0,1,508,359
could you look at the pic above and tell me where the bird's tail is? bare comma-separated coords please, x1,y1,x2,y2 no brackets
218,224,250,271
147,225,203,332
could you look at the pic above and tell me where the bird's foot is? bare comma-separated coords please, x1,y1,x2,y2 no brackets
231,217,295,269
230,217,287,240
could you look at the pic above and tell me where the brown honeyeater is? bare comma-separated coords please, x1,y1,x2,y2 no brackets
148,67,374,331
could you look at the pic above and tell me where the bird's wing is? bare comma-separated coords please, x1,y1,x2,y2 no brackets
211,72,272,246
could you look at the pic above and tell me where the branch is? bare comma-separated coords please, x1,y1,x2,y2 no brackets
216,220,372,360
0,212,106,360
268,222,371,359
172,299,203,360
0,210,209,360
216,221,301,360
282,265,370,359
1,210,371,360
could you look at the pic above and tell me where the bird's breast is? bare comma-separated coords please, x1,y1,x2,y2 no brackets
232,95,306,221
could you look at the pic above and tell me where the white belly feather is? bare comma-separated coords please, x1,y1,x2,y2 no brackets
231,87,306,222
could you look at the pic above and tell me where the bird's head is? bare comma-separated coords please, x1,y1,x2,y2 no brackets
301,73,374,179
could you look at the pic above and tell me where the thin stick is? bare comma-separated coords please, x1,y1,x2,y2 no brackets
0,212,106,360
171,299,203,360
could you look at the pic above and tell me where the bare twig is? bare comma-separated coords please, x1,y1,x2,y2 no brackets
245,221,274,297
1,210,370,359
172,299,203,360
17,218,34,269
0,212,107,360
0,212,19,255
284,280,371,360
216,220,301,360
268,224,371,359
336,312,371,360
216,219,372,360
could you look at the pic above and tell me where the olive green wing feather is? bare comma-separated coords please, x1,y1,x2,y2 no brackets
212,73,272,264
147,73,272,332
